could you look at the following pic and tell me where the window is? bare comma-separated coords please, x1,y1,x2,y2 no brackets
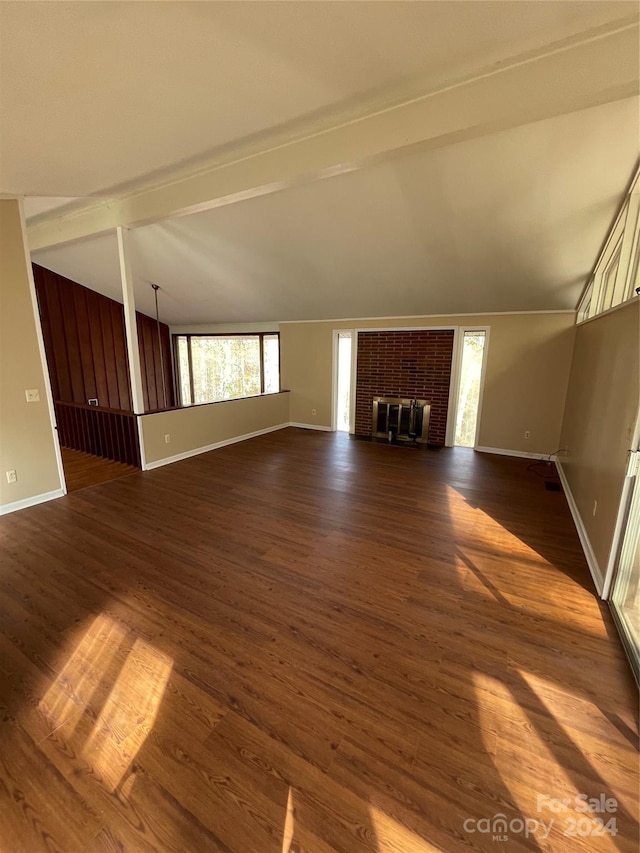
598,239,622,314
454,331,486,447
176,336,192,406
578,174,639,324
174,334,280,406
577,279,593,323
263,334,280,394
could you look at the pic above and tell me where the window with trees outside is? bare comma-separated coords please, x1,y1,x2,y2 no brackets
174,334,280,407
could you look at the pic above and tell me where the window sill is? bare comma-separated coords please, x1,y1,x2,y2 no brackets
143,389,290,416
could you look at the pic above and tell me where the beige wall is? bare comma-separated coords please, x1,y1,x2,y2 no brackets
171,322,279,334
140,391,290,465
0,200,62,509
559,300,639,577
281,312,575,455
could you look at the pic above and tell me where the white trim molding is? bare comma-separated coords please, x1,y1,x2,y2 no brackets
331,330,339,433
475,446,553,461
446,327,463,446
143,422,290,470
289,422,333,432
555,460,604,596
281,310,576,325
136,415,148,472
330,328,357,434
0,488,65,516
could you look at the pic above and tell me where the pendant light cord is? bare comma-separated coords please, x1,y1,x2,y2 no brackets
152,284,168,409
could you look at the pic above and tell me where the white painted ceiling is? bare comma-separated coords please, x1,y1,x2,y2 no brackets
1,0,637,197
6,2,639,322
32,97,639,324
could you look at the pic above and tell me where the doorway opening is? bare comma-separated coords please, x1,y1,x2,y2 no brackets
454,331,486,447
336,332,353,432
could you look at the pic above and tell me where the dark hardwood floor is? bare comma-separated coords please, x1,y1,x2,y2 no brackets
0,429,637,852
61,448,139,492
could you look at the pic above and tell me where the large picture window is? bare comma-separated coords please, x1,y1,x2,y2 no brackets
174,333,280,406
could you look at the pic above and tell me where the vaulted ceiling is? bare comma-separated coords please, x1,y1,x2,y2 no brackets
3,1,639,323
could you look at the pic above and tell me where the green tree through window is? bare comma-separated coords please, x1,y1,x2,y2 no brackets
454,332,485,447
175,334,280,406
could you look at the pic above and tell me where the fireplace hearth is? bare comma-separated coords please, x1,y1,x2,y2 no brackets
371,397,430,444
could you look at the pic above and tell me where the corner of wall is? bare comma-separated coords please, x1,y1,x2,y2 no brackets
0,199,64,510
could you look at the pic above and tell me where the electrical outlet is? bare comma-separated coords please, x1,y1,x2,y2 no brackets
311,408,317,416
25,389,40,403
6,470,17,484
164,434,171,444
593,500,598,517
524,430,531,439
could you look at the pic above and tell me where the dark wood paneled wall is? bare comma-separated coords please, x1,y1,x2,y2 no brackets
136,311,174,412
33,265,175,412
35,265,130,409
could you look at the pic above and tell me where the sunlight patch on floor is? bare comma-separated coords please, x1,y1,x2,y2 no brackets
516,669,638,823
39,613,126,729
38,613,173,796
445,484,549,565
472,671,626,851
281,786,295,853
82,637,172,792
518,668,638,744
444,485,608,636
368,804,440,852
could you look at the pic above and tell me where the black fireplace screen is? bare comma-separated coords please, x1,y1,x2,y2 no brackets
371,397,430,444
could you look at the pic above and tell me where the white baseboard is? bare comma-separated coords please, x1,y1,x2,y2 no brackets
475,446,552,460
0,488,66,516
143,422,290,470
555,460,604,596
288,422,333,432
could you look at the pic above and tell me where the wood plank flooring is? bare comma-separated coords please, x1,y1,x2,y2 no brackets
61,448,139,492
0,428,637,852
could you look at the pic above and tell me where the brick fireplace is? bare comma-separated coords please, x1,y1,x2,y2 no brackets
355,330,455,445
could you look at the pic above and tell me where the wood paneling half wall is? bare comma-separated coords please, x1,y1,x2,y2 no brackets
33,264,175,412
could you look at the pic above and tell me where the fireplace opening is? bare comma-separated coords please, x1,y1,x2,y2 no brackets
371,397,430,445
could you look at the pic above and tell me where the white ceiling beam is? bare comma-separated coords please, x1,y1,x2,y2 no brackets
117,227,145,415
27,25,639,251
